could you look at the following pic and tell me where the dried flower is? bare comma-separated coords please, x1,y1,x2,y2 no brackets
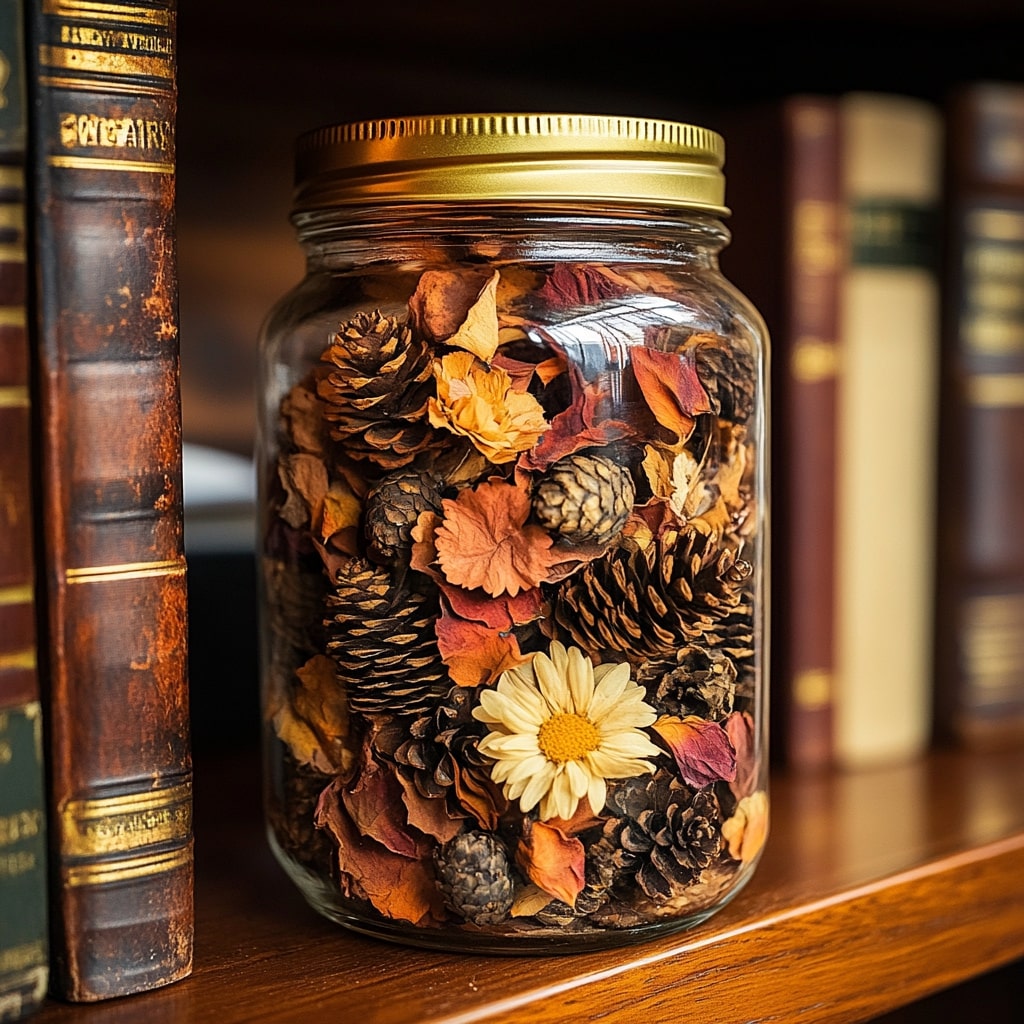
427,351,548,464
721,790,769,863
473,641,661,821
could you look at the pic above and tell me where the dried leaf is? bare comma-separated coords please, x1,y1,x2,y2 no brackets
442,583,545,631
724,710,759,799
545,796,603,836
410,268,500,361
274,654,352,775
537,264,632,309
427,351,548,464
278,453,328,529
280,374,329,456
318,477,362,552
630,347,712,442
451,762,507,831
397,773,464,844
511,884,555,918
434,479,561,598
435,609,531,687
516,819,585,907
653,715,737,788
722,790,769,863
315,778,446,925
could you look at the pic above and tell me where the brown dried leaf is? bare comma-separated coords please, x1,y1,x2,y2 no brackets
397,773,464,844
630,347,712,442
315,778,446,925
516,819,585,907
277,453,328,529
434,479,561,597
451,763,507,831
410,268,500,361
653,715,737,789
280,374,329,456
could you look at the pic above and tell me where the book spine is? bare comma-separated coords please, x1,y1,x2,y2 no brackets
834,93,943,767
24,0,192,1001
0,0,49,1018
934,82,1024,748
777,96,842,771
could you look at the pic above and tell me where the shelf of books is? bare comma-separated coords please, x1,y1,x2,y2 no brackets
26,742,1024,1024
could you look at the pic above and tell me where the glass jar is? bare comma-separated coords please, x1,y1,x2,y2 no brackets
257,113,769,952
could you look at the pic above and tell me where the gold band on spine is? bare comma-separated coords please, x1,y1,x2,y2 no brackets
0,244,26,262
0,307,28,326
66,558,186,584
47,154,174,174
64,845,192,888
967,373,1024,407
45,0,172,27
38,45,172,81
0,386,30,408
60,781,192,858
0,584,34,606
38,74,169,97
0,649,37,672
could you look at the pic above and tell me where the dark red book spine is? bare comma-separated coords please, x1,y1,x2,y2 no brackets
934,81,1024,749
24,0,192,1000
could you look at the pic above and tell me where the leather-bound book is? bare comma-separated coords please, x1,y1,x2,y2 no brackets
0,2,48,1016
717,96,843,772
23,0,192,1000
934,82,1024,749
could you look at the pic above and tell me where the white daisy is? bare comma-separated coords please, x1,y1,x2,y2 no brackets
472,641,662,821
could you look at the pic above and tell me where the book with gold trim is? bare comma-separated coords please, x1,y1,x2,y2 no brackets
23,0,192,1000
934,81,1024,749
0,0,48,1018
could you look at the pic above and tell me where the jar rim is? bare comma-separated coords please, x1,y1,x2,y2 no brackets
292,113,728,216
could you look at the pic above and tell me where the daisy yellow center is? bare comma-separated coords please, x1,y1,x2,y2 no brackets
536,713,600,764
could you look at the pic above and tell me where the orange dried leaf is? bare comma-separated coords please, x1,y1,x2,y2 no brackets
435,611,531,687
722,790,769,863
516,820,585,907
319,478,362,545
397,773,464,844
410,268,499,360
653,714,737,789
451,763,507,831
434,479,561,597
630,347,712,442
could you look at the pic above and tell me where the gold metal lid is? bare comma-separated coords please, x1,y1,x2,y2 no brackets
293,113,727,215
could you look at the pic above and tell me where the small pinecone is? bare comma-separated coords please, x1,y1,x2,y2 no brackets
591,771,723,902
376,686,491,800
317,310,439,469
637,647,738,721
679,333,757,424
324,560,448,717
434,831,514,926
364,470,444,565
553,527,754,662
532,453,635,547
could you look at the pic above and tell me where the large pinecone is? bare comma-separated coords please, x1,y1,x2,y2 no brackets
591,771,723,902
434,831,514,926
636,647,738,722
532,453,636,547
375,686,492,800
553,527,754,662
317,310,439,469
324,559,448,717
363,469,444,565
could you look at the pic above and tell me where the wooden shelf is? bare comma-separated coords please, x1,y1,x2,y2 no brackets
31,745,1024,1023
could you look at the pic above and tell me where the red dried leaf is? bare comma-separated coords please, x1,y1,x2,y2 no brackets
441,583,545,631
724,711,759,799
315,778,445,926
630,347,712,442
434,479,561,597
435,610,531,687
396,773,464,844
537,264,632,309
653,715,737,789
516,819,585,907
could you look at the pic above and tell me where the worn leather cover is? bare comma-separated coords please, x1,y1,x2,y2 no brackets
25,0,193,1000
934,82,1024,748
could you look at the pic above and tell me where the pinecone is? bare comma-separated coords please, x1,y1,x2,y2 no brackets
637,647,738,721
375,686,491,800
680,333,757,425
532,453,636,547
317,310,439,469
553,527,754,663
324,559,448,717
591,771,723,902
363,469,444,565
434,831,514,926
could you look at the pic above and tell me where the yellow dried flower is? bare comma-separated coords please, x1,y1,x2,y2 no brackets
427,351,548,464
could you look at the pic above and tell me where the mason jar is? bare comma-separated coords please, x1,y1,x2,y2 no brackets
257,113,769,952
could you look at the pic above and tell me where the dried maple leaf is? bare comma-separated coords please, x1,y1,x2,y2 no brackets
630,347,712,443
315,778,446,926
434,479,561,597
653,715,737,789
516,819,585,907
434,609,531,687
409,268,500,361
